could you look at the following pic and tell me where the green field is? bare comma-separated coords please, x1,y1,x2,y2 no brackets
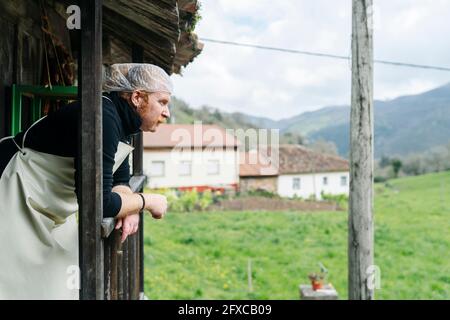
143,171,450,299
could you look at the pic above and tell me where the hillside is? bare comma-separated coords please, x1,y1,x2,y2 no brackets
170,83,450,158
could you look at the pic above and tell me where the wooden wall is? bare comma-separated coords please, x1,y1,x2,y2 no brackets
0,0,44,137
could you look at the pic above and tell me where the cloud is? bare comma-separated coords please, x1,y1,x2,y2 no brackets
172,0,450,120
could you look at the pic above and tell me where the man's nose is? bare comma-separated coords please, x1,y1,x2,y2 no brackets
162,105,170,118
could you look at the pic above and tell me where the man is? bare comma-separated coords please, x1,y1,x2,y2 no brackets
0,63,170,299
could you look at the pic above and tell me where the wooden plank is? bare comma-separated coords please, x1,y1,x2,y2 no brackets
123,237,129,300
101,218,116,238
128,233,137,299
103,236,112,300
134,231,140,299
117,245,124,300
102,7,175,66
78,0,104,300
349,0,375,300
110,230,120,300
103,0,179,42
135,222,141,300
0,13,15,138
138,211,144,295
129,175,146,193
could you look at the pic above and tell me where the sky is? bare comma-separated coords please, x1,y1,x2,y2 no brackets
171,0,450,120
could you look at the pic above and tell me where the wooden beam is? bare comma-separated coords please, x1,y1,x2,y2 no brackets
349,0,375,300
103,0,179,42
78,0,104,300
102,7,175,71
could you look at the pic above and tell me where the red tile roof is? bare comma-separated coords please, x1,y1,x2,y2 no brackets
278,144,349,174
143,124,240,148
239,145,349,177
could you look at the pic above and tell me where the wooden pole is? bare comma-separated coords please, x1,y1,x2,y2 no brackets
131,43,146,298
349,0,374,300
79,0,104,300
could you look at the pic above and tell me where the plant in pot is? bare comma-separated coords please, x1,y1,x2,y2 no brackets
308,263,328,291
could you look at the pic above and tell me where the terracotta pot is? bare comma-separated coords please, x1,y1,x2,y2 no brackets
311,280,323,291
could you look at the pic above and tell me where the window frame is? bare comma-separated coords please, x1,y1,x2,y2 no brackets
150,160,165,177
292,177,301,190
206,159,220,175
178,160,192,176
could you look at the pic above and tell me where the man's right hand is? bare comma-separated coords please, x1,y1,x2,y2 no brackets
144,193,168,219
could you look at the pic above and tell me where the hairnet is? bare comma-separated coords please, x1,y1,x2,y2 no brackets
102,63,173,94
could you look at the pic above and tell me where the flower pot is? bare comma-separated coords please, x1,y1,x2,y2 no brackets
311,280,323,291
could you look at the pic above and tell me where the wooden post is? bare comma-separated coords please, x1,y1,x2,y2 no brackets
349,0,374,300
78,0,104,300
131,43,146,298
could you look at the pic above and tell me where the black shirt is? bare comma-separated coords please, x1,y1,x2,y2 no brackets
0,92,142,218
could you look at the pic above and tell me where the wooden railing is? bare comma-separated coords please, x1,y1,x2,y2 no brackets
101,135,146,300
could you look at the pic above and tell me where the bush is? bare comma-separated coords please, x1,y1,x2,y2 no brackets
374,176,388,183
146,188,214,212
179,190,199,212
321,192,348,209
198,190,212,211
245,188,278,198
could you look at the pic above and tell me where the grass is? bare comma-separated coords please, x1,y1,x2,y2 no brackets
143,171,450,299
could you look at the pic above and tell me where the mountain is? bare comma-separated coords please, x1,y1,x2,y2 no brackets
170,83,450,158
306,83,450,158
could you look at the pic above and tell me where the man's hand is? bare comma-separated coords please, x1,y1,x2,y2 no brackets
144,193,168,219
115,213,140,243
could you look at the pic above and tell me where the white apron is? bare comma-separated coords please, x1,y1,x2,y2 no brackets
0,97,134,300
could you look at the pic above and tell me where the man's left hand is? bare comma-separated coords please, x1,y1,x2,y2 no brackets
115,213,140,243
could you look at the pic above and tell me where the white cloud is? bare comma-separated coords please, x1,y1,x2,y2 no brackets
173,0,450,120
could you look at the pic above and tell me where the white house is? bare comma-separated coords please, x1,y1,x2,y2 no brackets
240,145,350,200
143,124,240,192
277,145,350,199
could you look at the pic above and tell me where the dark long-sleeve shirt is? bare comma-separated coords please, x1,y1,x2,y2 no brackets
0,92,142,218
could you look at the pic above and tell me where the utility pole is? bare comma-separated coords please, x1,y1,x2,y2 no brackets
349,0,375,300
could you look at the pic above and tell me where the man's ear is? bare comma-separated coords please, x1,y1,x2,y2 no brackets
130,91,141,108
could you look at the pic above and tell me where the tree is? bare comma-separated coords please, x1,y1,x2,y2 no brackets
391,159,402,178
280,132,305,145
379,156,391,168
309,139,338,156
402,154,423,176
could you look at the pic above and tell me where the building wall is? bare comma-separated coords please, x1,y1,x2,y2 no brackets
239,176,278,193
143,148,239,189
277,171,350,199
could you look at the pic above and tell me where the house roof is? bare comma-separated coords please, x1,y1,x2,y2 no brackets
143,124,240,148
278,144,349,174
239,151,279,177
239,144,349,177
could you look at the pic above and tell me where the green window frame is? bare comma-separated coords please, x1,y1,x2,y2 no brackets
11,85,78,135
